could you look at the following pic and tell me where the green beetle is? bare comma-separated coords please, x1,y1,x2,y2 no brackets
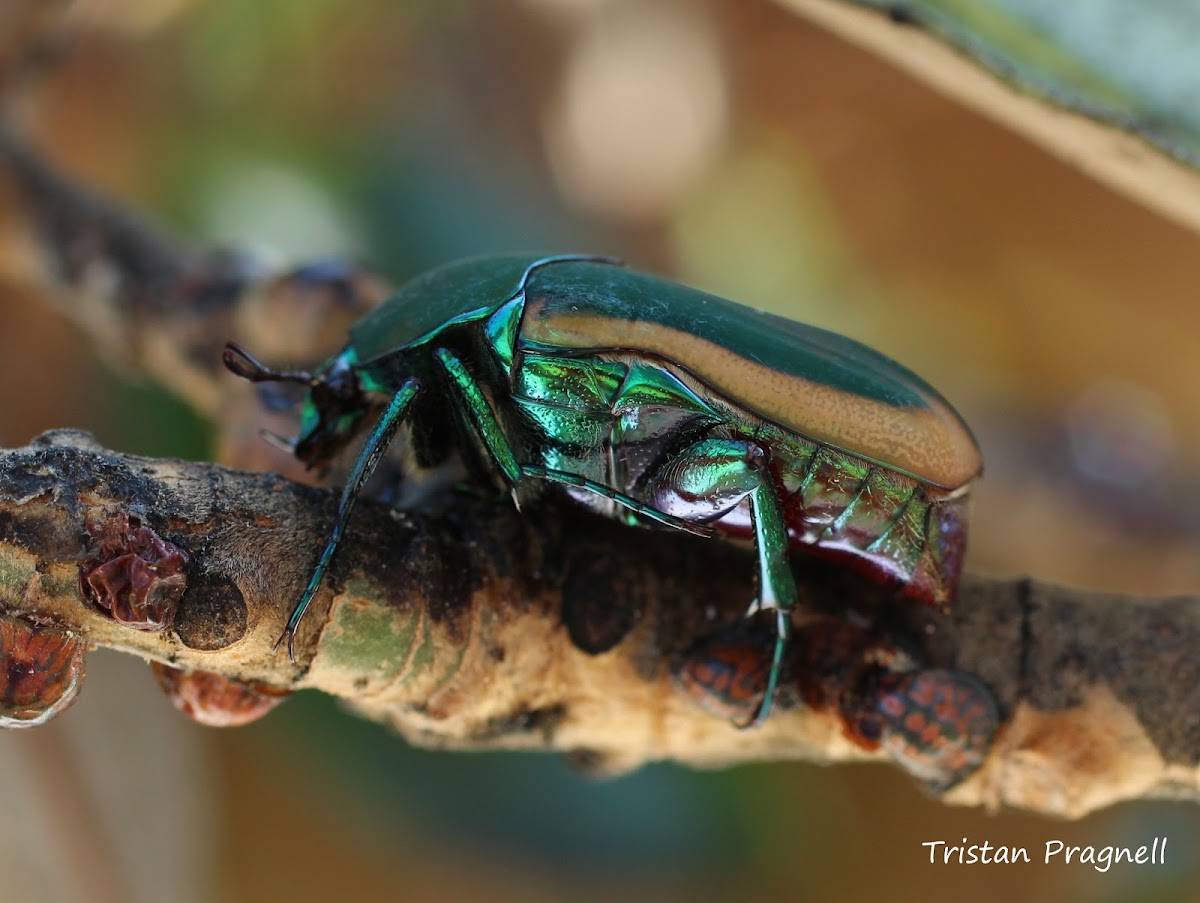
225,254,981,725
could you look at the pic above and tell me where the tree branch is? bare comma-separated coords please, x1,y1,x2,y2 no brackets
0,431,1195,818
0,123,389,417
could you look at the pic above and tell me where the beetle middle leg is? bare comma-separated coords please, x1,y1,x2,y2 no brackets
435,348,711,536
645,437,796,727
519,466,713,536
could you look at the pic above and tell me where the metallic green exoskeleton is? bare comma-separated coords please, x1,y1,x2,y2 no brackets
225,254,982,725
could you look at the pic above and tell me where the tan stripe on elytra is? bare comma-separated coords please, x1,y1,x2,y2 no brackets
524,310,981,489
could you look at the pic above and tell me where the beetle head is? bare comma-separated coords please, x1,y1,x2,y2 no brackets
223,342,369,470
294,353,370,468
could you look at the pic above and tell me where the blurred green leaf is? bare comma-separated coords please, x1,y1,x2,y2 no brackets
850,0,1200,167
91,369,212,461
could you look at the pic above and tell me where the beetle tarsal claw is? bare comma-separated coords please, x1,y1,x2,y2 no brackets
271,628,295,663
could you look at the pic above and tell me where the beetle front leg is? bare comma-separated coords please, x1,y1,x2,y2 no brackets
646,438,796,727
281,379,422,660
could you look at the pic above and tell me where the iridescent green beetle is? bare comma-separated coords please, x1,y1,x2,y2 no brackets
225,254,982,724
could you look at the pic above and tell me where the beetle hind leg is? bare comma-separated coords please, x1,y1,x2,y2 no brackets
732,476,795,728
645,438,796,726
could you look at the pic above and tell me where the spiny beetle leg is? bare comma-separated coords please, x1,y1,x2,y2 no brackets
736,609,790,729
646,438,797,726
279,378,421,659
742,481,795,727
521,465,714,538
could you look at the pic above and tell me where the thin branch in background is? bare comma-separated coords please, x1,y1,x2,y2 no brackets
0,122,388,416
775,0,1200,236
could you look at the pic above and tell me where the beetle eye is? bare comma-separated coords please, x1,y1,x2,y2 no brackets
309,362,362,416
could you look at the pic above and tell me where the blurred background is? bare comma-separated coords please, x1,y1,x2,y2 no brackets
0,1,1198,901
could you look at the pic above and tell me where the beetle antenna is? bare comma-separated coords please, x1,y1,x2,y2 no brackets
223,341,314,385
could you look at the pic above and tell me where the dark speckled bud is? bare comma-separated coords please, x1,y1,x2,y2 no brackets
873,669,998,791
676,628,771,721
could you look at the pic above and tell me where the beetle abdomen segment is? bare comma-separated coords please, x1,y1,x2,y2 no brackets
510,353,720,497
905,493,969,607
776,441,968,606
510,353,625,410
